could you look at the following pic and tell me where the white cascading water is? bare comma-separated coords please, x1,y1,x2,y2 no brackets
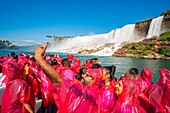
47,32,114,52
47,15,166,55
113,24,136,44
47,23,137,55
146,16,164,38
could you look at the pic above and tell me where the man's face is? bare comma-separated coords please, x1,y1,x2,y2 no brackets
83,72,93,85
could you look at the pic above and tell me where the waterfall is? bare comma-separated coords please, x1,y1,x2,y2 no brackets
113,24,135,44
47,24,137,54
47,33,114,52
146,16,164,38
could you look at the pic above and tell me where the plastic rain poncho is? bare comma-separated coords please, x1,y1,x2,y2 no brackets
144,68,170,113
112,77,146,113
1,62,33,113
141,67,152,91
99,79,117,113
53,69,102,113
162,80,170,113
38,70,54,107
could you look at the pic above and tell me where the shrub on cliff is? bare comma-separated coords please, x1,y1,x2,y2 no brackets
161,9,170,16
131,43,153,50
158,31,170,41
157,46,170,56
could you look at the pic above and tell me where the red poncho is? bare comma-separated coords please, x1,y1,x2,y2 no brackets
162,80,170,112
71,57,81,74
144,68,170,113
38,70,54,107
99,79,117,113
60,68,75,81
1,62,33,113
112,77,146,113
141,67,152,91
1,80,31,113
53,69,102,113
67,54,74,61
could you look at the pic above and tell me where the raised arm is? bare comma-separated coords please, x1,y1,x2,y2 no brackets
34,44,62,87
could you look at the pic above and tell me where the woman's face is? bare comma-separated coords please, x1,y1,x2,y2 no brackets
115,80,123,95
102,69,107,81
102,68,110,81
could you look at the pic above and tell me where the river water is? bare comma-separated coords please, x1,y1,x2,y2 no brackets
0,49,170,82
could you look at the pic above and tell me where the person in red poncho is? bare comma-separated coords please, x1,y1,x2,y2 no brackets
144,68,170,113
67,54,74,66
141,67,153,91
1,62,34,113
99,65,117,113
60,58,75,81
162,79,170,113
112,77,146,113
34,44,103,113
124,68,149,112
71,57,82,74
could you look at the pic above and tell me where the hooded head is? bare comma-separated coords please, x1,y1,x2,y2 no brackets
158,68,170,86
86,59,92,68
141,67,152,81
67,54,74,61
86,68,102,86
116,77,138,101
61,69,75,81
3,61,24,84
74,58,81,67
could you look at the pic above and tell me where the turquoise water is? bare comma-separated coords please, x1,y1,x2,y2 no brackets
0,49,170,82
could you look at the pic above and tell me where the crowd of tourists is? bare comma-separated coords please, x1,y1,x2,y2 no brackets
0,44,170,113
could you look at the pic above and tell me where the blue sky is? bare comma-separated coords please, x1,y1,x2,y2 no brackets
0,0,170,42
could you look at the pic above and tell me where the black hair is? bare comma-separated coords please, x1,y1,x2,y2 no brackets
26,55,30,59
103,65,116,81
129,68,138,75
79,68,88,76
62,58,70,67
10,52,15,57
30,57,36,61
13,54,18,60
48,60,52,66
0,66,2,73
75,68,88,81
75,74,82,81
92,64,102,69
51,59,58,66
50,54,54,57
91,58,98,64
91,58,98,61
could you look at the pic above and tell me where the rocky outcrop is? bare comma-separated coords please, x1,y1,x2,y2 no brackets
135,18,152,37
135,14,170,38
113,36,170,60
161,15,170,33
